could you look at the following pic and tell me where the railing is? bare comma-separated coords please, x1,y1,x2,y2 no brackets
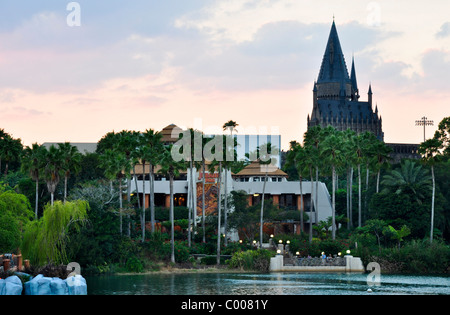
290,256,346,267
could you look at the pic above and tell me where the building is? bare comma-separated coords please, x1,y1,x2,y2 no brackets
307,20,420,162
307,20,383,141
130,157,333,240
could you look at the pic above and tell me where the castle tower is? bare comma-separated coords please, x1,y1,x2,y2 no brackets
307,21,384,141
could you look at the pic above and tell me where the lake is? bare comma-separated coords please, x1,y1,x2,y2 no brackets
86,272,449,295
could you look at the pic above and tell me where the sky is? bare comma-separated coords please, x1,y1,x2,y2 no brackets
0,0,449,150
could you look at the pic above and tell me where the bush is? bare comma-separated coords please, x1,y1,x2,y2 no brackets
228,250,273,272
370,239,450,274
126,256,144,273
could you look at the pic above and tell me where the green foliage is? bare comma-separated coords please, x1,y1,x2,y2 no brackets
0,214,21,253
370,239,450,274
0,187,33,253
227,249,274,272
21,200,89,266
126,256,144,273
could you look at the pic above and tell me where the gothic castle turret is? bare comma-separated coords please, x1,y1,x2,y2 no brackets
307,21,384,141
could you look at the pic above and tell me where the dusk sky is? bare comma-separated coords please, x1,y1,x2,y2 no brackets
1,0,449,150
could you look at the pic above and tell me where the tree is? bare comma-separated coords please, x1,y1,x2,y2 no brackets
419,135,443,243
22,200,89,266
158,145,186,263
0,187,33,253
372,140,392,193
21,143,47,219
342,129,357,228
284,141,308,233
0,133,23,177
99,149,131,235
58,142,82,203
353,133,368,227
303,125,323,225
222,120,239,247
363,219,388,252
383,225,411,249
320,127,344,239
42,145,63,206
381,159,432,204
256,142,278,248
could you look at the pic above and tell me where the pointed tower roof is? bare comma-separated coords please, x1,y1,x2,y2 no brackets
317,21,350,84
350,56,358,92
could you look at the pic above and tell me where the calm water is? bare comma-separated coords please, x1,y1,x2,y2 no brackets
86,272,450,295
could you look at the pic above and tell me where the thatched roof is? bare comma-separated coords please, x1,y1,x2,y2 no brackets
235,160,287,177
161,124,183,143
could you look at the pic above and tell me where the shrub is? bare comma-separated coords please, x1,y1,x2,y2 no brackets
126,256,144,273
228,250,273,272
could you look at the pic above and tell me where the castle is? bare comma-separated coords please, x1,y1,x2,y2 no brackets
307,20,419,161
307,20,383,140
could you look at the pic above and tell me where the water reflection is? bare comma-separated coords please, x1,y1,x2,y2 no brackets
86,272,449,295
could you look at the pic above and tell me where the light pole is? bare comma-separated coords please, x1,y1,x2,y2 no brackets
415,116,434,142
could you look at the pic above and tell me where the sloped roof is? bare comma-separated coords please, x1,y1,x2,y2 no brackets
235,160,287,177
317,21,351,85
161,124,183,143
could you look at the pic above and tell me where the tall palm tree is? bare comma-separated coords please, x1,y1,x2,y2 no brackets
342,129,357,228
257,142,277,247
58,142,82,203
304,125,323,225
320,128,344,239
419,135,443,243
21,143,46,219
222,123,238,247
302,145,316,243
159,145,186,263
285,141,307,233
43,145,63,206
135,135,152,242
99,149,130,235
1,134,23,176
352,133,367,227
372,140,392,193
142,129,163,235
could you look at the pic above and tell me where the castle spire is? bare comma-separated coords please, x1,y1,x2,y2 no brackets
317,20,350,84
351,56,359,95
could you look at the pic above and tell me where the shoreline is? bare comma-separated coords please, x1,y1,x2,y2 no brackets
116,266,254,276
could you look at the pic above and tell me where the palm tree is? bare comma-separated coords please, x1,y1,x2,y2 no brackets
43,145,63,206
419,135,443,243
373,140,392,193
285,141,307,233
142,129,163,235
342,129,357,228
200,135,213,243
381,159,432,204
222,122,238,247
159,145,186,264
352,133,367,227
99,149,131,235
135,135,152,242
302,145,316,243
320,128,344,239
257,142,278,247
21,143,46,219
304,125,323,225
58,142,82,203
1,134,23,177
